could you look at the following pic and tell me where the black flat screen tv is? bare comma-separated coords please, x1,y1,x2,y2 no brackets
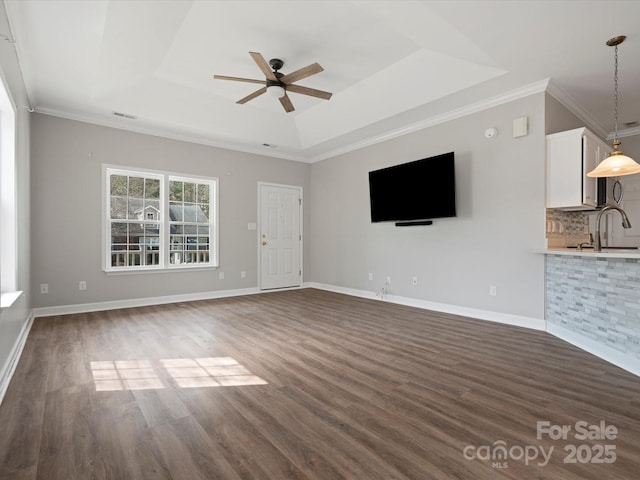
368,152,456,224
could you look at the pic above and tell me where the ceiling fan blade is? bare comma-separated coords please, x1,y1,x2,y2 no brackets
286,84,332,100
280,63,323,84
237,87,267,104
249,52,277,81
279,94,295,113
213,75,265,85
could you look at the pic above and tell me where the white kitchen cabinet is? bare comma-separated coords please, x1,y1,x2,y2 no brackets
547,127,610,210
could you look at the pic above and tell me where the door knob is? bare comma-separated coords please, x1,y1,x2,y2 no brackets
262,241,267,246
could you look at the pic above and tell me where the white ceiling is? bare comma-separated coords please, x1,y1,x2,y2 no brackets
4,0,640,162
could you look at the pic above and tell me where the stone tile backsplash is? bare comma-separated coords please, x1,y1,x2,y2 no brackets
546,209,590,248
546,254,640,360
546,209,589,238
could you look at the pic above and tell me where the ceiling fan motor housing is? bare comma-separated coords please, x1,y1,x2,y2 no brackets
266,76,285,89
269,58,284,71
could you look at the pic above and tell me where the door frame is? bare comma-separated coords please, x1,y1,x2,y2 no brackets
257,182,303,290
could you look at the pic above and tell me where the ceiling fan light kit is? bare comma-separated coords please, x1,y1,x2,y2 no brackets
587,35,640,178
214,52,333,113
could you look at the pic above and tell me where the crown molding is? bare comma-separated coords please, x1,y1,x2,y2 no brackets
33,78,602,165
32,106,307,163
308,79,551,163
607,125,640,140
545,79,609,139
546,80,640,140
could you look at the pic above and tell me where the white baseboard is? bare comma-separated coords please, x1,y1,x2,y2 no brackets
307,282,546,331
0,311,34,407
32,286,262,318
32,282,545,332
547,323,640,378
31,283,322,318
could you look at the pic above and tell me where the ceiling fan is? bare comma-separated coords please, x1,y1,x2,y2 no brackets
214,52,332,113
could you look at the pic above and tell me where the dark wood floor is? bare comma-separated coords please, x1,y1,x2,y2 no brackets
1,288,639,479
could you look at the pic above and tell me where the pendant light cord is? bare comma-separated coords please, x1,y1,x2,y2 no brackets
613,43,619,144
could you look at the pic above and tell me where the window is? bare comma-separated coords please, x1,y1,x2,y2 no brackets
104,166,217,272
0,77,16,294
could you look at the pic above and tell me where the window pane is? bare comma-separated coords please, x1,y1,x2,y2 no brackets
184,182,195,203
112,252,126,267
197,225,209,236
110,196,127,219
128,224,143,246
145,178,160,199
109,175,128,195
110,175,128,196
111,222,128,244
144,199,160,220
198,237,209,250
198,204,209,221
128,198,144,220
169,181,183,201
169,202,183,221
145,224,160,238
129,176,144,198
145,225,158,235
146,250,160,265
170,235,183,250
184,204,197,222
197,184,209,203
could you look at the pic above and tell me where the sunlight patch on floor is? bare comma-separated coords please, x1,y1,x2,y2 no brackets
90,357,267,391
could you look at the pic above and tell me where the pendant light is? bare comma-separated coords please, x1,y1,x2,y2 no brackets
587,35,640,178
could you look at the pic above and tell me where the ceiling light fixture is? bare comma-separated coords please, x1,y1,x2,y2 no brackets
588,35,640,178
266,83,286,99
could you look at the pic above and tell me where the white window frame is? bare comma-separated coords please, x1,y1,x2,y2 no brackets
102,165,218,273
0,75,16,294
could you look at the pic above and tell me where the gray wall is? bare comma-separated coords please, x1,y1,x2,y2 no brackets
309,93,546,320
545,93,590,135
0,4,31,386
619,134,640,160
30,114,310,308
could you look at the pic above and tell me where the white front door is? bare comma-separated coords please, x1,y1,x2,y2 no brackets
259,184,302,290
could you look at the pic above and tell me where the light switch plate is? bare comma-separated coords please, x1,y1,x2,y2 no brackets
513,116,528,138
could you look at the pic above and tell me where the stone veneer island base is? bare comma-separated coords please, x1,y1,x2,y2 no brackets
545,251,640,375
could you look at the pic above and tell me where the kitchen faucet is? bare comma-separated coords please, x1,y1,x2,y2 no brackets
594,205,632,251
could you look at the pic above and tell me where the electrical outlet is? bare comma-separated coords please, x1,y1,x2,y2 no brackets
241,271,246,279
79,281,87,291
219,272,225,280
412,276,418,286
40,283,48,294
490,285,497,296
386,276,391,285
368,273,373,281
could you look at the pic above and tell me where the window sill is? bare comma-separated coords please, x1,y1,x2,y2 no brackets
104,264,219,276
1,291,23,318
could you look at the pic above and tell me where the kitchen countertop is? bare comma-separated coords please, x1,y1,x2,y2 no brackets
540,247,640,259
